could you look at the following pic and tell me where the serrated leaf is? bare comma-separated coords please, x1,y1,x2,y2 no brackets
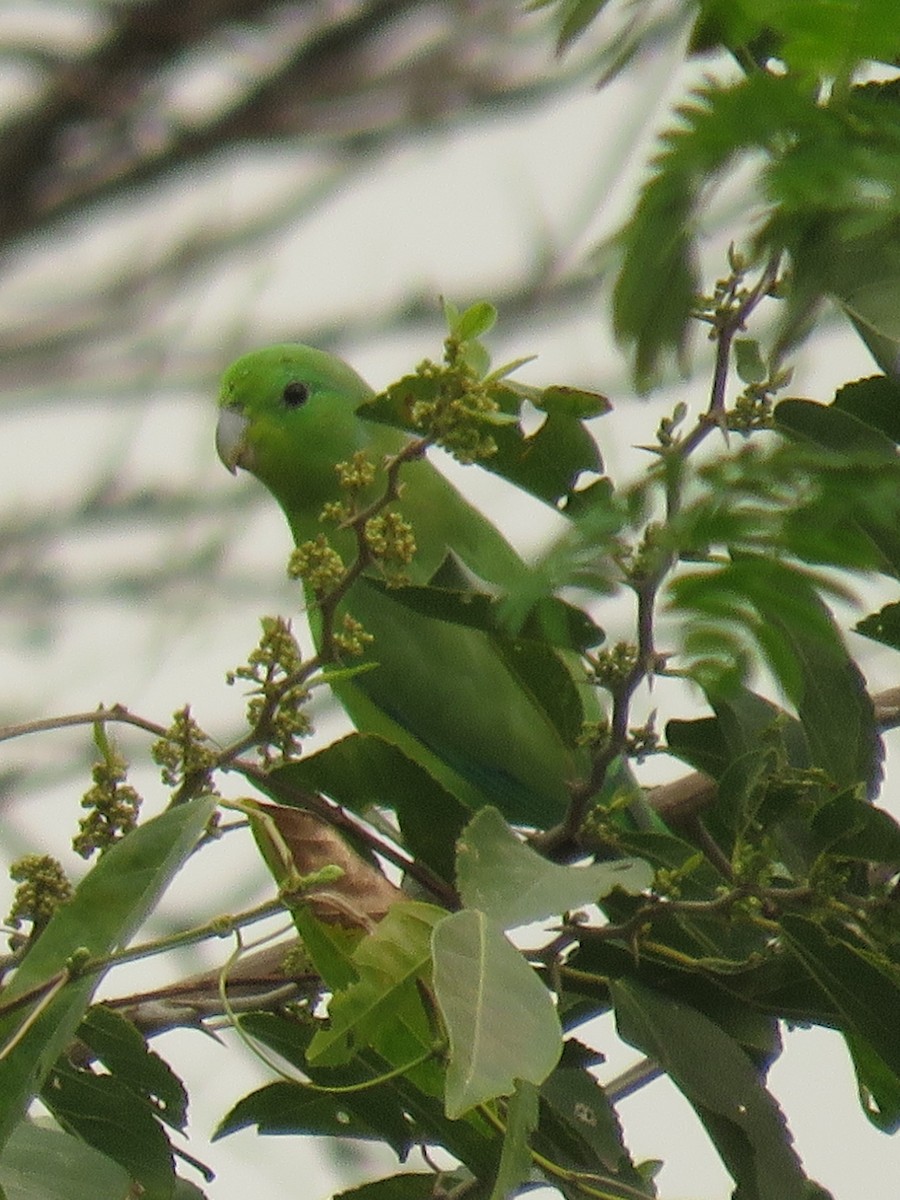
432,910,562,1118
221,1014,500,1175
335,1175,455,1199
41,1061,176,1200
456,807,651,928
753,0,900,75
307,902,444,1067
76,1007,187,1132
775,398,898,459
810,790,900,864
845,1032,900,1134
0,796,217,1150
669,556,881,794
780,917,900,1085
833,375,900,442
611,979,809,1200
614,74,802,385
856,601,900,650
540,1048,647,1188
216,1080,413,1155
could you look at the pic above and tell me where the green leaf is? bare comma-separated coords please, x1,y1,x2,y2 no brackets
432,910,562,1118
554,0,615,54
488,1080,539,1200
841,293,900,378
454,301,497,342
366,576,603,654
440,297,461,330
0,1121,133,1200
749,0,900,75
614,74,802,385
499,481,624,633
775,398,898,459
810,790,900,864
611,979,809,1200
75,1007,187,1132
670,556,881,793
616,69,900,385
773,397,900,577
734,338,767,384
217,1080,413,1155
832,375,900,443
711,684,809,768
335,1176,465,1200
664,715,730,777
290,908,361,992
856,601,900,651
360,373,606,507
845,1032,900,1134
173,1181,207,1200
0,796,217,1150
539,1047,648,1189
486,381,606,506
307,902,444,1068
40,1062,175,1200
535,385,611,420
780,917,900,1085
689,1,769,57
220,1015,501,1175
456,807,652,928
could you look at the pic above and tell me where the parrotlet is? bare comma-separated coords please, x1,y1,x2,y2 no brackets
216,345,591,823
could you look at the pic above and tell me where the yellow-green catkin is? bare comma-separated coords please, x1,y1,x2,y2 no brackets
410,357,500,464
288,535,346,596
364,510,416,583
227,617,313,764
73,745,142,858
151,705,217,792
7,854,73,940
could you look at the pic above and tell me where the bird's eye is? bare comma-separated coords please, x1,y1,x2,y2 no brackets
282,380,310,408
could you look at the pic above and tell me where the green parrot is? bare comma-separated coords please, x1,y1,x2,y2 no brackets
216,344,592,824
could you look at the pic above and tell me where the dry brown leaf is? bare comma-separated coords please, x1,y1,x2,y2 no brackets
261,803,403,928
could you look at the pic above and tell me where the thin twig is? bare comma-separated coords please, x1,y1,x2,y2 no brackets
0,705,168,746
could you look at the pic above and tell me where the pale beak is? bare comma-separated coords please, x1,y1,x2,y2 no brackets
215,406,252,474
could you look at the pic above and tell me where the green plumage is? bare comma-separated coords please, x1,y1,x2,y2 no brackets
217,344,589,822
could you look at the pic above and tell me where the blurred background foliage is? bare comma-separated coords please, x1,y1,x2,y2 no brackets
0,0,708,820
0,0,679,670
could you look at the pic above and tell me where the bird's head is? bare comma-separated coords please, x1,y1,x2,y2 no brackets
216,344,378,523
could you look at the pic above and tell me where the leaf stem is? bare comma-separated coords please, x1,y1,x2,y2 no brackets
0,897,287,1025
